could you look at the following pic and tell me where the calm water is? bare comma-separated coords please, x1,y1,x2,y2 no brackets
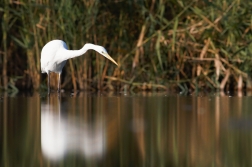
1,91,252,167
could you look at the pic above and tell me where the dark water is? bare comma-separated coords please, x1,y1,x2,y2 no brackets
1,91,252,167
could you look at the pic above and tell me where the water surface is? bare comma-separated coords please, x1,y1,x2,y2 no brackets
1,91,252,166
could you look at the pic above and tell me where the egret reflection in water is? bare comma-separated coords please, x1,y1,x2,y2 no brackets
40,94,106,161
3,92,252,166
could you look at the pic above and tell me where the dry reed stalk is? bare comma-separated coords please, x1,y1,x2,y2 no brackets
76,58,90,90
2,1,9,89
220,69,230,90
220,58,248,79
246,77,252,90
93,34,102,90
237,75,243,90
76,69,83,90
156,31,163,70
214,56,221,82
133,24,146,69
210,41,225,83
2,31,8,90
69,59,77,90
26,50,40,89
197,38,210,76
101,61,109,90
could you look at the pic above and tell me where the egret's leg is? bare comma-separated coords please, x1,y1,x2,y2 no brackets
58,73,61,93
47,72,50,94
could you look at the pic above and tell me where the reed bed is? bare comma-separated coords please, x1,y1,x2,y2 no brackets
0,0,252,92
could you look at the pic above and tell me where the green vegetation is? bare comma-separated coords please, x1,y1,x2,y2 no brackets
1,0,252,92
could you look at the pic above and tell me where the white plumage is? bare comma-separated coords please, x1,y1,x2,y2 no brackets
41,40,118,93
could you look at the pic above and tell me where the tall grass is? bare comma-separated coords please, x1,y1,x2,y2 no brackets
0,0,252,91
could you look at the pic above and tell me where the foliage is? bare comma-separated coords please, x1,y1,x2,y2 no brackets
0,0,252,91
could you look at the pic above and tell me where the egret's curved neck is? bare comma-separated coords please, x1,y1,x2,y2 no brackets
59,43,96,61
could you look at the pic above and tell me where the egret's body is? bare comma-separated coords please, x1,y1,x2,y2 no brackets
41,40,118,93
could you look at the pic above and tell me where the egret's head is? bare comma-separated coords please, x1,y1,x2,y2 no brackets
96,46,118,66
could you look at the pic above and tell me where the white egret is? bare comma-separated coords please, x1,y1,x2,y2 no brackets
41,40,118,93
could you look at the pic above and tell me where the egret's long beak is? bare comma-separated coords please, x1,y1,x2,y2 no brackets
102,53,118,66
